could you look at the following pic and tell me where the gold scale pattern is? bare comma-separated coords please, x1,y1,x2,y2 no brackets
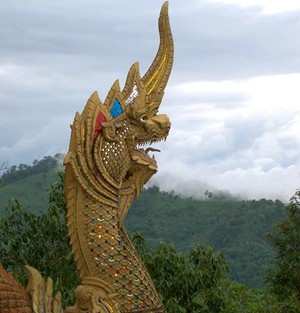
82,197,163,311
99,122,132,182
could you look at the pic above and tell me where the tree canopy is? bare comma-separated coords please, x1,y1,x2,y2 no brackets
266,189,300,303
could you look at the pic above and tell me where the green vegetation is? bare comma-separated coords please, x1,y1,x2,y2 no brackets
2,156,300,312
126,186,285,288
0,155,62,214
0,160,300,312
0,175,299,312
0,172,80,306
133,233,229,312
0,157,286,288
266,190,300,304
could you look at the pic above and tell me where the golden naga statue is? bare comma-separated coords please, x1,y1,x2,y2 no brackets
0,2,173,313
63,2,173,312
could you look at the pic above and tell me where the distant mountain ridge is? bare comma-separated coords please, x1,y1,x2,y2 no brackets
1,154,64,185
0,155,286,288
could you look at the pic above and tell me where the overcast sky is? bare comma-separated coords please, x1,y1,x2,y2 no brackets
1,0,300,200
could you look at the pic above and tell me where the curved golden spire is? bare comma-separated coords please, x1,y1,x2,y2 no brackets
142,2,174,98
121,2,174,117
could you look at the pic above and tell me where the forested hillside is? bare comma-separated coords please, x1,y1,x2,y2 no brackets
0,155,63,213
0,156,286,288
1,168,299,312
126,186,285,287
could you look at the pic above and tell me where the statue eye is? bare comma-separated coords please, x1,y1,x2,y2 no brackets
140,115,147,123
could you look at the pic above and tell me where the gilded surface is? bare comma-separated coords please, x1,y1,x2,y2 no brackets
64,2,173,313
26,266,63,313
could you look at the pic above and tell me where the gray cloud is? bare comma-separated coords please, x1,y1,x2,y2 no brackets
166,88,250,109
172,1,300,80
1,0,300,82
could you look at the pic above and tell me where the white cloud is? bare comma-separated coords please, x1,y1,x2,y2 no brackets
152,74,300,200
209,165,300,200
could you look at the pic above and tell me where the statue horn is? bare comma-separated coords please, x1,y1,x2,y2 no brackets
142,1,174,100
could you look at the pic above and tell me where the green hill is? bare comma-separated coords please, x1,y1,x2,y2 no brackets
0,156,287,288
0,155,62,214
125,186,285,288
0,170,58,214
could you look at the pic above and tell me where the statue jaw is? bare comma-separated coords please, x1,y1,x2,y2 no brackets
128,149,158,193
98,109,170,185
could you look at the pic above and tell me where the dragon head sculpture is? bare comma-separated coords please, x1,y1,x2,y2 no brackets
65,1,173,206
93,60,171,185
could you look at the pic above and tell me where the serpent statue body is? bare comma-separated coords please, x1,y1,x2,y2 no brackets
64,3,173,311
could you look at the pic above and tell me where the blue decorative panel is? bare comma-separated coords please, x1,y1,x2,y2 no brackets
110,99,123,118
